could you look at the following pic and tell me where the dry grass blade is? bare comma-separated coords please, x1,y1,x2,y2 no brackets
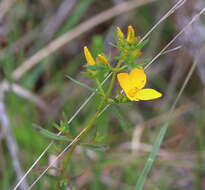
1,82,49,112
41,0,78,43
140,0,186,42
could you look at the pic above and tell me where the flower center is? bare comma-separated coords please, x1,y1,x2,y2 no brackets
128,87,139,97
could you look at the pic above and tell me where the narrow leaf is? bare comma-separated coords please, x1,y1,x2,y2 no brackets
33,124,70,141
84,65,106,70
134,121,170,190
82,143,109,152
112,105,131,131
66,75,96,92
135,39,149,49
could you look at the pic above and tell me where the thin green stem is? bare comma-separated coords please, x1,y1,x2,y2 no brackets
58,61,123,183
95,78,105,96
105,61,123,100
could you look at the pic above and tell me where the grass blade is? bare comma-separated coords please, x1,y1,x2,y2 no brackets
134,121,170,190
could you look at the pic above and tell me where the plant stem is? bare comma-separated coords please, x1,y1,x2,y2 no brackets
105,61,123,100
59,61,123,183
95,78,105,96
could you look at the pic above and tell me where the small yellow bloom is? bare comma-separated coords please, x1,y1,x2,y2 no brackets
116,26,124,40
131,49,142,57
84,46,96,65
127,25,135,44
117,68,162,101
97,54,108,64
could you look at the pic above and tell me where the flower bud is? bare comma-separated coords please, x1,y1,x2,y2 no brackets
116,27,124,40
97,54,108,64
127,25,135,44
84,46,96,65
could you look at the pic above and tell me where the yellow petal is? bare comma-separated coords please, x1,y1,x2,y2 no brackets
84,46,96,65
126,88,140,101
97,54,108,64
117,73,131,92
127,25,135,43
116,27,124,40
134,89,162,100
129,68,146,89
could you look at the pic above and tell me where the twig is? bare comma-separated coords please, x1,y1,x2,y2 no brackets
0,89,28,190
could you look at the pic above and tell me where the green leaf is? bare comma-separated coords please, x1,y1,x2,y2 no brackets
135,39,149,49
114,56,123,61
59,179,69,190
53,113,71,132
53,123,66,132
66,75,96,92
33,124,71,141
81,71,95,78
82,143,109,152
94,132,107,142
126,59,150,69
112,105,131,131
137,58,150,66
134,122,170,190
84,65,106,70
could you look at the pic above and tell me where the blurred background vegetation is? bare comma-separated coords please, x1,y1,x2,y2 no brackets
0,0,205,189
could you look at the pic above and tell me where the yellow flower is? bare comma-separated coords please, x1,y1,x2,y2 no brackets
127,25,135,44
116,26,124,40
84,46,96,65
97,54,108,64
131,49,141,57
117,68,162,101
